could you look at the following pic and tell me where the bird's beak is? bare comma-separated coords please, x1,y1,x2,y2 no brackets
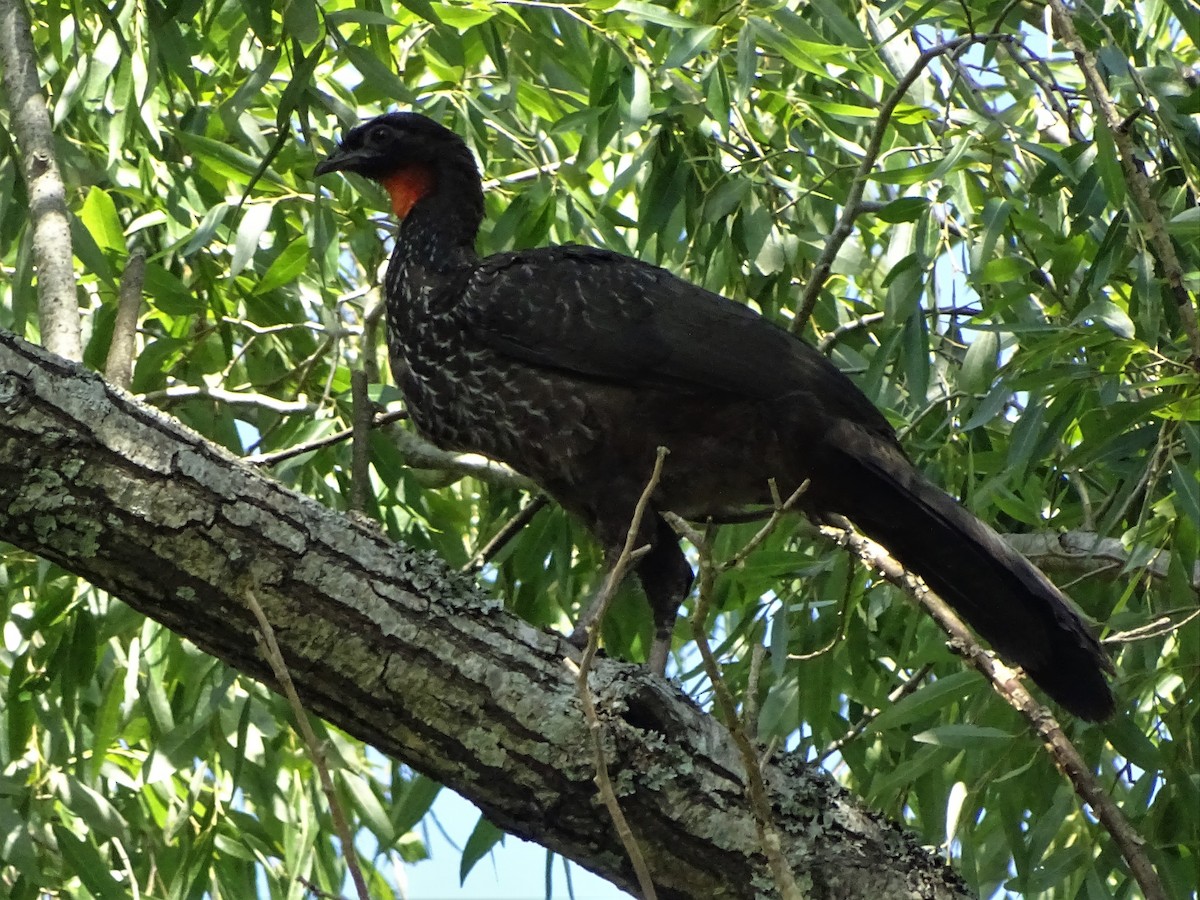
314,147,364,177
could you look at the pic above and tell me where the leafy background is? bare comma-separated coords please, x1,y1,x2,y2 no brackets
1,0,1197,897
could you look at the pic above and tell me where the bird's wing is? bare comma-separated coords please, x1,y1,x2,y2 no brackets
465,245,894,438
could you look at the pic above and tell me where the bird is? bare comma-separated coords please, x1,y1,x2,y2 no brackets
315,111,1115,721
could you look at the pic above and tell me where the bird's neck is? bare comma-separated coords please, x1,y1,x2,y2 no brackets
390,158,484,275
394,203,480,274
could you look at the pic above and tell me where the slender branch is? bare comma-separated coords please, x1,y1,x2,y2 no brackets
817,663,935,764
818,519,1166,900
248,410,409,466
105,248,146,389
140,384,318,415
0,0,82,360
816,312,886,354
462,495,549,574
1105,607,1200,645
571,446,669,900
722,481,809,572
689,494,805,900
243,590,370,900
792,33,1015,334
1005,530,1200,594
1047,0,1200,361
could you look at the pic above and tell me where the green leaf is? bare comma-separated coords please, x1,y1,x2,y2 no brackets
435,4,496,27
255,235,309,294
230,203,274,276
52,824,126,899
1073,298,1135,339
868,672,977,733
912,724,1014,748
615,0,698,29
1092,123,1126,206
460,815,505,883
977,255,1034,284
1169,457,1200,527
80,187,125,252
875,197,930,223
960,330,999,394
282,0,320,44
393,774,441,833
143,262,203,316
339,771,395,843
176,132,288,190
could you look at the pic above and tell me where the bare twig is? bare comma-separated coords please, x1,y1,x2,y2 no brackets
0,0,82,360
462,495,549,573
818,520,1166,900
105,248,147,389
243,590,371,900
1005,530,1200,594
140,385,318,415
691,522,803,900
569,446,669,900
817,663,935,764
1105,608,1200,645
815,312,886,354
792,33,1015,334
248,410,409,466
675,484,816,898
722,481,809,572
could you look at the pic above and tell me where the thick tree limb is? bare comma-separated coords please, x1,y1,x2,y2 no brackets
0,328,972,899
0,0,82,361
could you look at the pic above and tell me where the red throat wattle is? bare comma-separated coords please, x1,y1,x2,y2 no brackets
381,165,434,219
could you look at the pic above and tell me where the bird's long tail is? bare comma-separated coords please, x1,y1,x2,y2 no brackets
822,427,1115,721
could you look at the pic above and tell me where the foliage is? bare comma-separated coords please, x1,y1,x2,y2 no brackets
1,0,1197,897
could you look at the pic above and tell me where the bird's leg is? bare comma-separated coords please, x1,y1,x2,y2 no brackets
567,514,693,676
636,516,695,675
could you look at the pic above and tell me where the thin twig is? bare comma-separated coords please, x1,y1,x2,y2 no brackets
817,663,935,764
691,524,803,900
140,385,318,415
818,520,1165,900
722,481,809,572
462,495,549,573
248,410,409,466
1105,608,1200,645
569,446,669,900
792,33,1014,334
243,590,371,900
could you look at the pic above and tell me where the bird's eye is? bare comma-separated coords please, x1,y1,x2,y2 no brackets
370,126,392,145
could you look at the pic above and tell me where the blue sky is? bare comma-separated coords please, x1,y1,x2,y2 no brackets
402,789,630,899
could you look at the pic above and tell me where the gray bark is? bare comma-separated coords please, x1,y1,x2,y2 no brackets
0,328,972,899
0,0,82,360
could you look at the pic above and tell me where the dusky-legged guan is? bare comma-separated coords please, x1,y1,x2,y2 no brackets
315,112,1115,721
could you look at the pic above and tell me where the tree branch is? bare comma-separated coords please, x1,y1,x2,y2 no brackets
1047,0,1200,361
0,0,82,360
817,519,1165,900
0,328,973,899
792,33,1014,333
1004,530,1199,594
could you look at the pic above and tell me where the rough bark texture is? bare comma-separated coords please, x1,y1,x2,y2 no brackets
0,328,972,899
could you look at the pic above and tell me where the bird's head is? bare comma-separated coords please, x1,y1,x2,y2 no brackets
315,112,477,220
